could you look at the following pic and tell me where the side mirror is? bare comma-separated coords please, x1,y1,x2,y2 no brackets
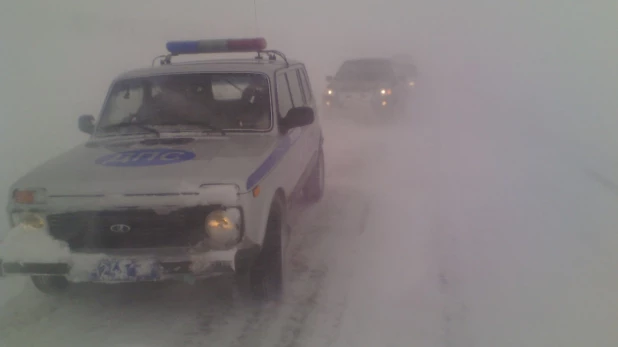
280,107,314,131
78,114,95,134
326,75,333,82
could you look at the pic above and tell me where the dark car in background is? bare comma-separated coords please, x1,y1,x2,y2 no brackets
322,58,411,118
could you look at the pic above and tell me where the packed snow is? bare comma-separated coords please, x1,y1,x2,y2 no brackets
200,185,240,205
0,226,71,263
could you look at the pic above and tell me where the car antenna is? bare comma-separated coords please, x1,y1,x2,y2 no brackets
253,0,260,36
253,0,263,60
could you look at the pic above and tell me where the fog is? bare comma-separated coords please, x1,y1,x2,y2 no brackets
0,0,617,346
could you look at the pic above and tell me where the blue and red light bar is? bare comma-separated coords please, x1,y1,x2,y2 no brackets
166,38,267,55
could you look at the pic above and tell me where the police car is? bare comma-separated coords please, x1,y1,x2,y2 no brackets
323,58,409,118
0,38,324,300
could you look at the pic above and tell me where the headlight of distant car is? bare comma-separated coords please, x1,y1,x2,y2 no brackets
327,89,334,95
11,212,46,230
380,88,392,95
12,188,47,204
408,81,415,87
205,208,241,249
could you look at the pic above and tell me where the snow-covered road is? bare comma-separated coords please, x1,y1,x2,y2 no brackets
1,84,618,346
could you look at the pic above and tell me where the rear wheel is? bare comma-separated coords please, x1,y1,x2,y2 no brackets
302,147,325,203
31,275,70,295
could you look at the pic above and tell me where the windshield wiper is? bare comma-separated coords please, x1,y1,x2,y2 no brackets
222,78,244,92
101,122,160,137
160,121,226,135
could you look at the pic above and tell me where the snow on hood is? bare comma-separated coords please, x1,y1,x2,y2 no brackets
11,134,277,195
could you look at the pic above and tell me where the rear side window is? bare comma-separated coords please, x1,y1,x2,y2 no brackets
286,69,305,107
299,68,313,102
276,73,293,118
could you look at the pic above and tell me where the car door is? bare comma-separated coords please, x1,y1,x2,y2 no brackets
275,70,305,199
297,65,322,161
286,67,319,184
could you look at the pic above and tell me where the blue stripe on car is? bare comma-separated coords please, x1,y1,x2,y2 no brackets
246,133,296,190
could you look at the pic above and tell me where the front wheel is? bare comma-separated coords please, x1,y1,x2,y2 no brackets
31,275,70,295
237,197,286,301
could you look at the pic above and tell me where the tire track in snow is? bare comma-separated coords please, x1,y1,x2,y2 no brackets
227,186,370,347
276,199,372,347
288,198,372,347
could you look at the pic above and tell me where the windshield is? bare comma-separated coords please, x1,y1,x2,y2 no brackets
334,60,395,82
96,73,271,136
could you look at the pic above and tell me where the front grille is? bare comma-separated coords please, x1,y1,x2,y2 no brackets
47,207,211,250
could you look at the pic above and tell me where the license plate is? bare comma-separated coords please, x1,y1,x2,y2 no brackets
91,259,161,282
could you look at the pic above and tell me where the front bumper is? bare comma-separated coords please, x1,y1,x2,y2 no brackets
0,240,259,283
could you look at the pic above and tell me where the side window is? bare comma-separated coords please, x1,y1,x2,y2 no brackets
299,68,313,102
286,69,305,107
276,73,293,118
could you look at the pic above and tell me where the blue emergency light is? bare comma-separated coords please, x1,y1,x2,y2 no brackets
166,38,267,55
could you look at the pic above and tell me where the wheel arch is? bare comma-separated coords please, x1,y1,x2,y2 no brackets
256,187,286,246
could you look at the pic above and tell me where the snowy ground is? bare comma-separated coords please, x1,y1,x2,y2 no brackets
1,82,617,347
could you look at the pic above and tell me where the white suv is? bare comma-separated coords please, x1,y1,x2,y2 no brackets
0,38,325,300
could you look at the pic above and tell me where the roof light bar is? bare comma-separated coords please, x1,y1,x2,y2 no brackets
166,38,267,55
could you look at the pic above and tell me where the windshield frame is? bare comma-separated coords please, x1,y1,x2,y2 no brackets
92,71,274,138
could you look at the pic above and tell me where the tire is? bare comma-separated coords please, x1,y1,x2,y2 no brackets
302,148,325,203
31,275,70,295
238,197,285,301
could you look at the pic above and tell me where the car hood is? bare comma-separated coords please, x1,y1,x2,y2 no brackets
12,134,277,195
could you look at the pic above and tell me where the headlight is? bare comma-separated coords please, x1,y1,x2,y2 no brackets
11,212,46,229
13,188,47,204
380,88,392,95
408,81,415,87
205,208,241,249
327,89,333,95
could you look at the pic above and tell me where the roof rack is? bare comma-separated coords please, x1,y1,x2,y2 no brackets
151,38,289,67
255,50,289,66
